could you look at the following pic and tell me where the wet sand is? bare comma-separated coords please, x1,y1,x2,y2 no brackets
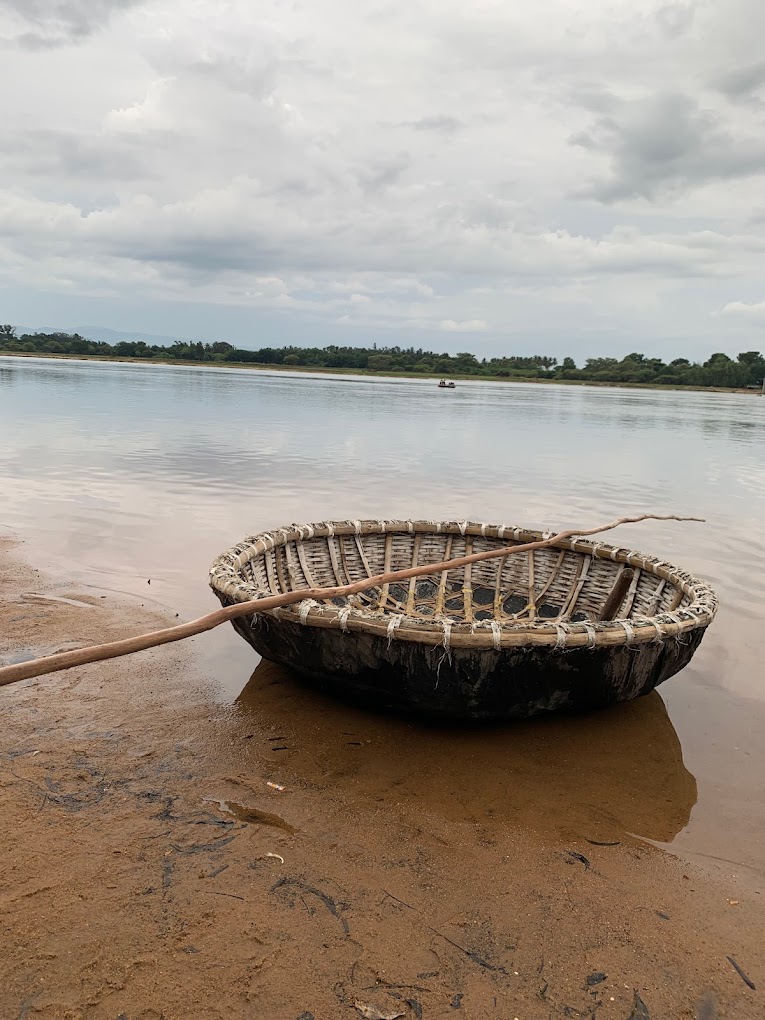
0,538,762,1019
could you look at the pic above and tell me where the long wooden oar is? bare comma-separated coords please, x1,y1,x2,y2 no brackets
0,513,702,689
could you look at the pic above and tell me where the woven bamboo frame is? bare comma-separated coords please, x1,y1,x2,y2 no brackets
209,520,718,651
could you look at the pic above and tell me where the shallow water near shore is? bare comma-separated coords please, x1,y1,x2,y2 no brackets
2,355,765,880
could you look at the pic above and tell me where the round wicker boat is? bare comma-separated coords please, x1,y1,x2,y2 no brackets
210,520,718,721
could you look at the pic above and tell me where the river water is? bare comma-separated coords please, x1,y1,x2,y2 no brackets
1,356,764,878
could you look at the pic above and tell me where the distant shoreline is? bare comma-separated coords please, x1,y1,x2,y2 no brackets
0,349,760,395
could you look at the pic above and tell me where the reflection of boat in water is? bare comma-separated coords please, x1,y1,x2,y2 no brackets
437,378,456,388
236,661,697,845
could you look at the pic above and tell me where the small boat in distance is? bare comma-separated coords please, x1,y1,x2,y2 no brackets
438,379,456,388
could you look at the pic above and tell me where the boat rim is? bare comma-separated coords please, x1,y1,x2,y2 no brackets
209,519,718,651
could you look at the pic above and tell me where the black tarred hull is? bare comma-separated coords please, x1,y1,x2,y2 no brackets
226,610,705,721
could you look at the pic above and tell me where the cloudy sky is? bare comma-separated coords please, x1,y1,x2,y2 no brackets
1,0,765,360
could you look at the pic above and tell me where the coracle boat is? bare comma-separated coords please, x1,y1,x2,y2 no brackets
210,520,717,721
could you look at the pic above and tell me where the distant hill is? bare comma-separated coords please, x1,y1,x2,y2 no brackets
20,325,203,348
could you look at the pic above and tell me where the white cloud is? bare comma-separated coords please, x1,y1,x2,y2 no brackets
0,0,764,357
104,78,175,132
720,301,765,321
439,319,488,333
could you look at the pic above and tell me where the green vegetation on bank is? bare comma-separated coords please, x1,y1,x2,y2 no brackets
1,323,763,390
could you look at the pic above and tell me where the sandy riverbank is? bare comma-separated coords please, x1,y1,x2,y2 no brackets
0,537,761,1019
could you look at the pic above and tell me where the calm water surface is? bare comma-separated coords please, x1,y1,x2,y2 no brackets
2,357,764,876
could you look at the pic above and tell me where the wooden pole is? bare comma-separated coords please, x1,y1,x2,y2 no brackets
0,513,702,690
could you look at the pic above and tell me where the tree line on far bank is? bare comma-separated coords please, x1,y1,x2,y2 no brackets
1,324,763,390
